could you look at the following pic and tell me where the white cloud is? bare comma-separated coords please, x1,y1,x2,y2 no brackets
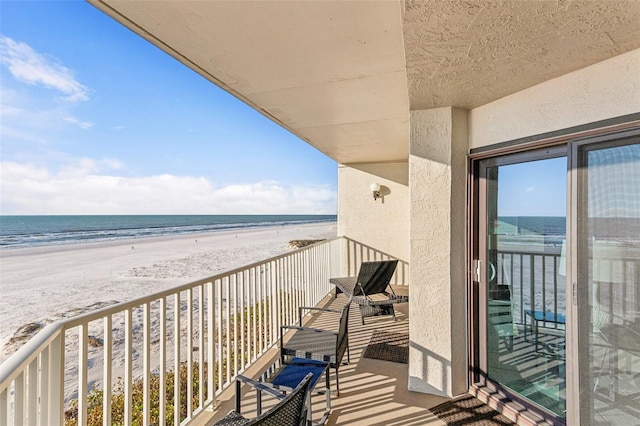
63,116,94,130
0,35,89,102
0,160,336,215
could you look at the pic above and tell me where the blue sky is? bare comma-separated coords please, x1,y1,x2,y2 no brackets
0,1,337,215
497,156,567,217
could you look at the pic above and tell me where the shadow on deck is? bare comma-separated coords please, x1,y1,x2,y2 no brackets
201,293,450,425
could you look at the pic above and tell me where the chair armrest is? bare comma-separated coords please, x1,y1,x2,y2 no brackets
299,306,342,314
234,374,286,415
298,306,342,325
281,324,339,338
235,374,285,400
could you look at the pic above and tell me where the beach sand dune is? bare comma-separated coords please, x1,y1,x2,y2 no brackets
0,222,337,363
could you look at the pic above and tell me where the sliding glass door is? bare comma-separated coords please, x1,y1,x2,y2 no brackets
473,126,640,424
574,130,640,424
477,148,568,420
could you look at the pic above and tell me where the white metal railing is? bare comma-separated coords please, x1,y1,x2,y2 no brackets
0,236,408,426
495,248,564,328
341,237,409,286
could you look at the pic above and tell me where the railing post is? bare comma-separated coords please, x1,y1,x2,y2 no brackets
186,288,193,419
49,332,64,426
143,302,151,426
207,281,215,408
217,279,223,391
174,293,181,426
0,386,7,426
14,372,24,426
257,268,264,354
519,254,524,321
542,256,547,322
224,276,231,385
39,346,49,423
27,357,37,426
124,309,132,426
553,254,559,330
198,285,205,409
250,268,257,362
103,315,112,426
239,272,246,370
305,250,312,307
529,255,535,313
159,297,167,426
78,323,88,426
270,261,277,344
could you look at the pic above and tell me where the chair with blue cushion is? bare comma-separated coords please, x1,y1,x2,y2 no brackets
280,304,350,397
213,371,313,426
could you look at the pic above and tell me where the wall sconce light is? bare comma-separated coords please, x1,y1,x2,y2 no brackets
370,182,381,201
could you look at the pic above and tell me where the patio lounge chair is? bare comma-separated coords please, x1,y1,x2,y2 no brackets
214,372,313,426
280,304,350,396
330,260,407,324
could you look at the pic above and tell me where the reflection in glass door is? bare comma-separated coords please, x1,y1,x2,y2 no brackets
480,150,567,419
575,132,640,424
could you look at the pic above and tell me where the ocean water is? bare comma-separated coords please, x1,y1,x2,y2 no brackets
498,216,566,236
0,215,337,249
498,216,566,247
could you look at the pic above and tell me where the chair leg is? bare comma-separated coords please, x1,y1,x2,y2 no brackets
325,367,332,410
235,379,242,412
334,368,340,397
305,392,312,425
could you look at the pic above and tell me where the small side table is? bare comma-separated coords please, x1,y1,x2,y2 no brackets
266,357,331,425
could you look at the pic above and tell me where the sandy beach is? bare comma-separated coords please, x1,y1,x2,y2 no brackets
0,221,337,363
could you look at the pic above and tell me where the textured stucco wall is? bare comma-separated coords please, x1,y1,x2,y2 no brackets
337,162,409,262
408,107,468,397
469,49,640,148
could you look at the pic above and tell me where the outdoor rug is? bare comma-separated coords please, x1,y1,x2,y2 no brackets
430,394,515,425
362,330,409,364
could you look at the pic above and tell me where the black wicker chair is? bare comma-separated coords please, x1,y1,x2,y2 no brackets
280,303,350,396
213,372,313,426
330,260,407,324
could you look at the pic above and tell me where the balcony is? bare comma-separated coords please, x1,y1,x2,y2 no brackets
0,237,424,426
1,236,587,425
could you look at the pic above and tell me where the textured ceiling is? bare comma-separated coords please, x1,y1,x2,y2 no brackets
88,0,640,164
404,0,640,110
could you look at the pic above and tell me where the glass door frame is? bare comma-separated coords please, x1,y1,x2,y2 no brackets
570,127,640,425
468,120,640,425
472,146,569,425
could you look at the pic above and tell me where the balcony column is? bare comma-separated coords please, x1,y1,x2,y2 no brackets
408,107,468,397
